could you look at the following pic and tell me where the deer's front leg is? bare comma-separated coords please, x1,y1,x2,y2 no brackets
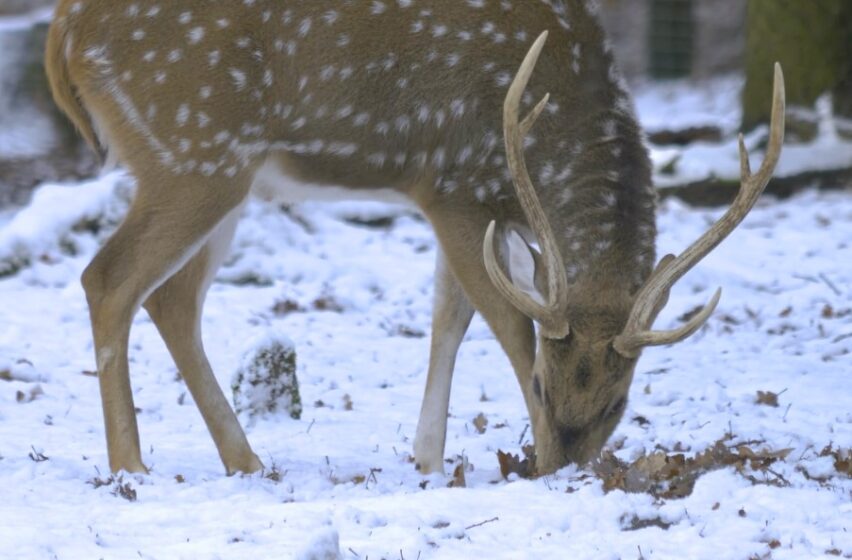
416,201,538,471
414,250,475,474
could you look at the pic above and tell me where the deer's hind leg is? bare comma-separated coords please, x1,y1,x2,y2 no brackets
82,170,252,474
143,202,262,475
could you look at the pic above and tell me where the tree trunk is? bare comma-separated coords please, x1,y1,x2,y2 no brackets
832,2,852,120
742,0,850,131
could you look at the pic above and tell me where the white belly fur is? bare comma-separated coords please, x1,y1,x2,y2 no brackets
251,157,413,206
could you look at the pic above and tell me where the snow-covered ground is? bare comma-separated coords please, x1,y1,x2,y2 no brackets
0,79,850,559
635,76,852,186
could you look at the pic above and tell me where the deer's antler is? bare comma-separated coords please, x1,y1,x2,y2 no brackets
483,31,570,339
613,63,786,357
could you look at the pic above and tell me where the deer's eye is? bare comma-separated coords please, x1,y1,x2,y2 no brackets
605,343,625,376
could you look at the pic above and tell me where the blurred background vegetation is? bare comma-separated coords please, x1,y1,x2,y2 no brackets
742,0,852,132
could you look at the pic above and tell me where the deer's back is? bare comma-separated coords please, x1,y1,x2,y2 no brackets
58,2,644,190
55,0,655,286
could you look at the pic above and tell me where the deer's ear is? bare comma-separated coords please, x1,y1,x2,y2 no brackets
504,228,547,305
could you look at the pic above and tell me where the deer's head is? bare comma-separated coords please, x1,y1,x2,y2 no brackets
486,33,785,474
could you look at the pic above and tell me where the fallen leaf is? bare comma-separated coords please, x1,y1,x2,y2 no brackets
16,385,44,403
593,440,792,499
497,447,536,480
449,462,466,488
272,299,303,315
472,413,488,434
312,295,344,312
819,445,852,477
756,390,779,407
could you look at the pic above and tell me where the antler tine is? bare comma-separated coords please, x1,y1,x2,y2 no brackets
483,31,570,338
521,92,551,137
614,64,785,357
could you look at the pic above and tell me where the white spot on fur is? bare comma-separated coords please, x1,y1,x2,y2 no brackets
229,68,247,91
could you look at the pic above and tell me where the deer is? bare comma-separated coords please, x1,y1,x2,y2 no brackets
45,0,785,477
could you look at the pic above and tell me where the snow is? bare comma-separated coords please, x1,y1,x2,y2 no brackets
635,75,745,135
0,8,53,32
1,80,851,559
635,77,852,186
0,10,60,159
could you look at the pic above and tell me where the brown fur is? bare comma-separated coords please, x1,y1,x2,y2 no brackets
45,0,656,476
45,11,103,161
44,1,778,477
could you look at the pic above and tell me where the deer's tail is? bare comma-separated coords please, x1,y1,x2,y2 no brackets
45,14,105,163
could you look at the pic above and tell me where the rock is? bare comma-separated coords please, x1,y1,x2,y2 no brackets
231,333,302,422
294,528,341,560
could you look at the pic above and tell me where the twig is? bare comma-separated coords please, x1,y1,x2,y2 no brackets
833,332,852,343
518,424,529,445
765,467,790,486
726,438,765,449
797,444,814,461
366,467,382,488
818,273,841,296
792,274,819,285
465,517,499,530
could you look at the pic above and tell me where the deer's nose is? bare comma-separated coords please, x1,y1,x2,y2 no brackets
557,424,583,449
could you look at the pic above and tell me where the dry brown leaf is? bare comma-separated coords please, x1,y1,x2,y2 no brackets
272,299,303,315
621,514,673,531
496,447,536,480
756,390,779,407
593,450,629,492
312,295,344,312
449,463,466,488
472,413,488,434
15,385,43,403
594,440,792,499
819,445,852,477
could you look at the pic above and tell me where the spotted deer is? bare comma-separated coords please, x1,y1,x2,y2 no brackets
45,0,784,476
